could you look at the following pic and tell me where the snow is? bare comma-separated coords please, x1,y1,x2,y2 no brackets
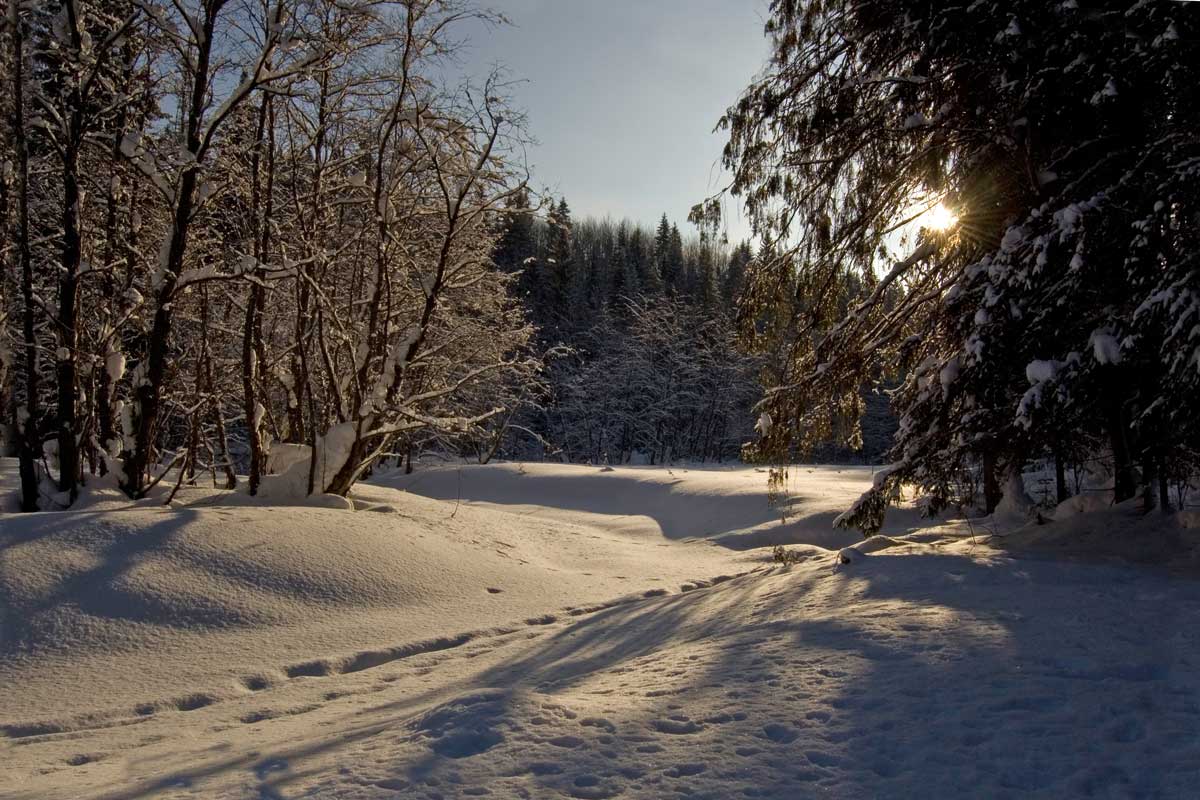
1025,359,1060,384
257,423,363,499
938,356,959,392
4,460,1200,799
103,350,126,384
1000,225,1025,253
118,132,140,158
994,469,1035,519
264,443,310,475
1091,330,1123,365
754,411,772,436
379,462,912,552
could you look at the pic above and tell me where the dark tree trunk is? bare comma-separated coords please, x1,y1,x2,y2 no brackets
1053,444,1068,503
9,5,39,511
199,286,236,489
1106,394,1135,503
982,450,1001,514
0,131,13,457
121,9,219,498
242,89,273,495
1141,450,1158,514
1158,462,1171,514
56,134,82,503
242,280,265,493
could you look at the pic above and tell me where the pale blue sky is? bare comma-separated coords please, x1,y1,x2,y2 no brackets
456,1,770,242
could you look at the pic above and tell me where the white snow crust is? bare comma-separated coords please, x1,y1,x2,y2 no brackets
3,460,1200,799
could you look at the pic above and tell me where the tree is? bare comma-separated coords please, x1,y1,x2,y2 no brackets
722,240,751,307
552,296,759,465
653,213,682,293
0,0,545,508
713,0,1199,531
494,188,537,281
4,1,39,510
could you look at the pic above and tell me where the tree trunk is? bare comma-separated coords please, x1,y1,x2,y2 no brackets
0,129,13,457
199,286,236,489
982,450,1001,514
8,4,39,511
55,132,82,503
1158,461,1171,514
1106,393,1135,503
242,88,273,495
1053,444,1068,503
324,428,368,497
242,280,265,493
1141,450,1157,514
96,54,133,474
122,11,219,498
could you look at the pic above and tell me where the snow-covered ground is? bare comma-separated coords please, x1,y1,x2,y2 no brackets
3,460,1200,799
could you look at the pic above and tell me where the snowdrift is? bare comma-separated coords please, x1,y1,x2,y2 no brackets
0,460,743,733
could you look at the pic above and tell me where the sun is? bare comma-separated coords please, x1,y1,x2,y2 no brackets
926,202,959,231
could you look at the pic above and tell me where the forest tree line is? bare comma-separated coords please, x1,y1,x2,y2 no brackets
471,200,897,467
478,203,769,467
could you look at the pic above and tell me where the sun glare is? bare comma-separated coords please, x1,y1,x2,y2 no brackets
926,202,959,231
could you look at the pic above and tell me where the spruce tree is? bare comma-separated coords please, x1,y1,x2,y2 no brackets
717,0,1199,531
494,189,537,278
722,241,752,306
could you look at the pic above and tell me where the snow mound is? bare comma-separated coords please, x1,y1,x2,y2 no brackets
0,460,741,729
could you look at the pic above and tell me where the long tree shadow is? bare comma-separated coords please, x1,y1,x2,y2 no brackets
258,550,1200,798
15,547,1199,799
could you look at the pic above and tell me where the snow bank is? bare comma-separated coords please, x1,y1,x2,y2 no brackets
1054,489,1116,518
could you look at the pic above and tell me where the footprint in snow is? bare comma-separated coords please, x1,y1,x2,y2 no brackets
762,723,799,743
804,750,841,767
665,763,706,777
581,717,616,733
650,718,703,735
66,753,101,766
547,735,586,748
432,729,504,758
254,758,288,779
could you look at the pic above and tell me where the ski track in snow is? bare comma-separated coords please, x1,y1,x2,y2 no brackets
3,461,1200,798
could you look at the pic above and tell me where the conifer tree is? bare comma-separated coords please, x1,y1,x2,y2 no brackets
722,241,752,306
714,0,1199,531
494,189,537,280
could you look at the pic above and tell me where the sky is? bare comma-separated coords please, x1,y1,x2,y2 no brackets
454,1,771,243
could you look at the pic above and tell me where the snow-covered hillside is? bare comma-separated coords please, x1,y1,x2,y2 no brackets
3,460,1200,799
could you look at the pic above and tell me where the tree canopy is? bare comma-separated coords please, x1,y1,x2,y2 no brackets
713,0,1199,530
